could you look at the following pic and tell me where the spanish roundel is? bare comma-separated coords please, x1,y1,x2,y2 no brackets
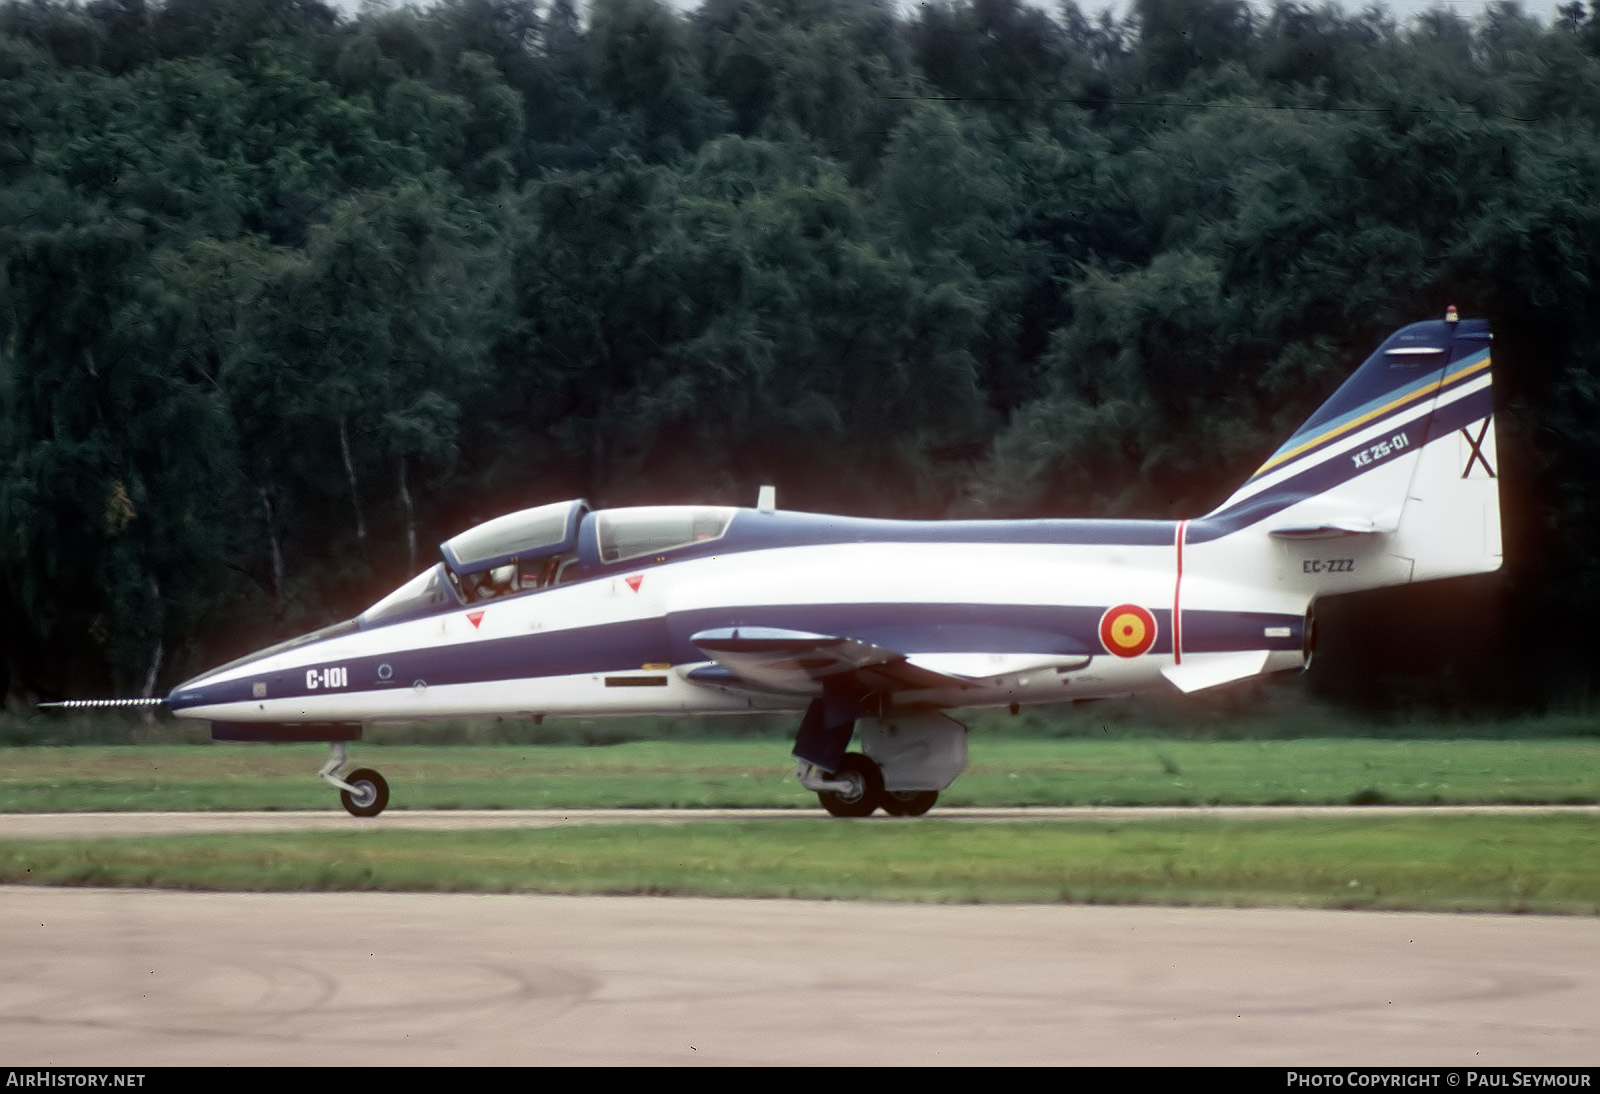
1099,604,1157,658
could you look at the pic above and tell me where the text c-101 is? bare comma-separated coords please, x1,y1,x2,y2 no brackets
305,666,348,689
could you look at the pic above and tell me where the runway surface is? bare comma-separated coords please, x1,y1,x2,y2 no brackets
2,885,1597,1066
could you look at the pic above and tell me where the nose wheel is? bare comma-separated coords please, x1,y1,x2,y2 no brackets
338,768,390,817
318,743,390,817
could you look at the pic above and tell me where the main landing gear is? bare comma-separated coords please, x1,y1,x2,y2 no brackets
793,708,969,818
318,742,390,817
802,752,942,817
881,788,940,817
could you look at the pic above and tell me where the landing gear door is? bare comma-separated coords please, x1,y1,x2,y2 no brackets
858,712,969,792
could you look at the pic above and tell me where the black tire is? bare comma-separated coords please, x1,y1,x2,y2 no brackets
880,789,938,817
817,753,884,818
339,768,389,817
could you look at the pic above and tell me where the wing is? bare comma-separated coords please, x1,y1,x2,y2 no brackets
684,627,976,697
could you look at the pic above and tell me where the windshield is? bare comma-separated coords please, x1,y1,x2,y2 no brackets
359,564,461,627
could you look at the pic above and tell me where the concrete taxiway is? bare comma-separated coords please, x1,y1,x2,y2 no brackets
0,885,1596,1066
0,806,1597,1065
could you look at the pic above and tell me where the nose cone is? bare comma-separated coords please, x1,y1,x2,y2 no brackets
166,686,230,718
165,618,360,718
166,661,261,716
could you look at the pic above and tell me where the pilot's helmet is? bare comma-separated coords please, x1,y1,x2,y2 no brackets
490,564,514,587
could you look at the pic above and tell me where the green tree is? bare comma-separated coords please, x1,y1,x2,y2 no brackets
587,0,724,158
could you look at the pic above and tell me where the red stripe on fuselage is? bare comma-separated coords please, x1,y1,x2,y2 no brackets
1173,520,1187,664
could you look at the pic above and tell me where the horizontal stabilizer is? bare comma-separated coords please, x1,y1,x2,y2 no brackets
1160,650,1270,694
1269,504,1400,539
1268,519,1388,540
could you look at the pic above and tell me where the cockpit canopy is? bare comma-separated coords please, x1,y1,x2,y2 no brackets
356,499,737,628
440,499,587,576
595,506,734,563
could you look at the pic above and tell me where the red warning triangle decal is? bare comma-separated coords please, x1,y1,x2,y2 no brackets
467,610,485,629
625,574,643,593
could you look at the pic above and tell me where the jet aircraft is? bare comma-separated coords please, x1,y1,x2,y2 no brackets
51,312,1501,817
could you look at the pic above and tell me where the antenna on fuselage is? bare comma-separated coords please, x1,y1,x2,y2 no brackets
757,485,776,513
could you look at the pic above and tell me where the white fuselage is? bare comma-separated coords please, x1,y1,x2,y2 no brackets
168,523,1313,726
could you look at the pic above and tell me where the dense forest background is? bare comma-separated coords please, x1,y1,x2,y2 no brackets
3,0,1599,717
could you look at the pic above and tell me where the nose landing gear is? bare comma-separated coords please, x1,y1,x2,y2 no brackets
318,742,390,817
211,722,387,817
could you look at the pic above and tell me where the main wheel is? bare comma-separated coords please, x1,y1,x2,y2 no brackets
817,753,884,818
339,768,390,817
880,789,938,817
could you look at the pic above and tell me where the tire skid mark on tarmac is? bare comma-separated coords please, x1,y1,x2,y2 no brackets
0,954,597,1048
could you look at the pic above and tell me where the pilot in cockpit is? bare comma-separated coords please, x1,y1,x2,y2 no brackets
475,564,515,600
490,564,515,595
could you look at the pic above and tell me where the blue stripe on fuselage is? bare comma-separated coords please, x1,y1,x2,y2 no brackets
166,602,1304,712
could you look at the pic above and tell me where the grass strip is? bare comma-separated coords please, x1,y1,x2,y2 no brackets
2,738,1596,812
1,814,1595,915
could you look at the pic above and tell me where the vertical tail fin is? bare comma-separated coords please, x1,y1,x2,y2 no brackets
1200,313,1500,590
